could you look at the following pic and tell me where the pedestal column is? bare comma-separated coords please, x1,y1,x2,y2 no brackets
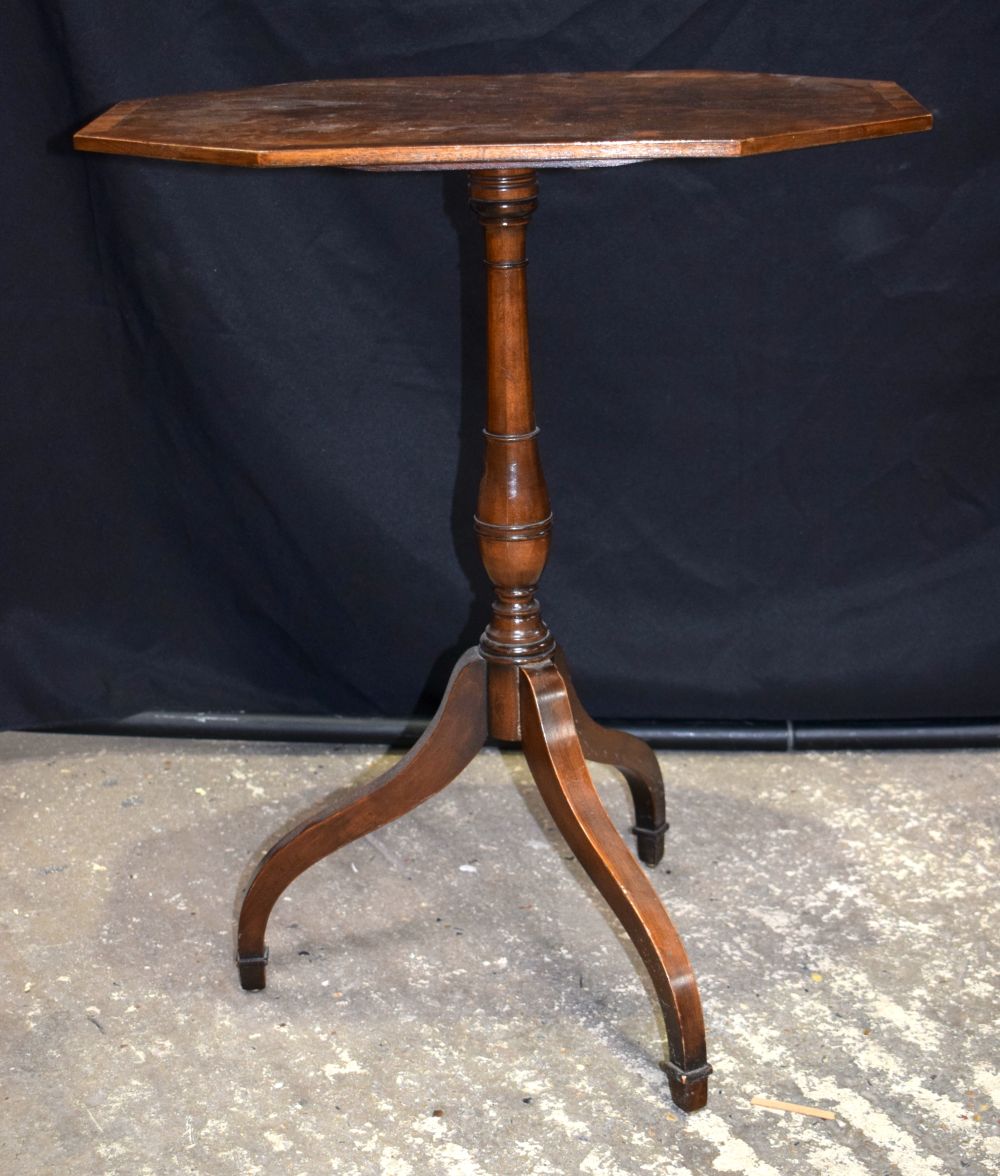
469,168,554,739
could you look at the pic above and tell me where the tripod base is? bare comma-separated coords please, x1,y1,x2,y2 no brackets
236,645,710,1113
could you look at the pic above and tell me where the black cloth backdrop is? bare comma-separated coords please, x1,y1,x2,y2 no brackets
2,1,998,728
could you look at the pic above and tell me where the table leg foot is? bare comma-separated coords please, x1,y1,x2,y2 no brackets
554,647,669,867
633,821,669,868
235,648,488,990
663,1059,712,1113
237,948,268,992
519,659,709,1112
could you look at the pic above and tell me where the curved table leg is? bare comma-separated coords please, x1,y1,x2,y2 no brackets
519,661,710,1112
554,647,668,866
236,648,489,991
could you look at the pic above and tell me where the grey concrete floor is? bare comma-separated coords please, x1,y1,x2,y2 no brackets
1,731,997,1175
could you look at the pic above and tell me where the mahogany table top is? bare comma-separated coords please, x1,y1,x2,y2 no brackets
73,70,931,171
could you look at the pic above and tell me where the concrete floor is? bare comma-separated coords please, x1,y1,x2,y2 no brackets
1,731,997,1175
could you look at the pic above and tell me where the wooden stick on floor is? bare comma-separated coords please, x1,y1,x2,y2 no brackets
751,1096,836,1121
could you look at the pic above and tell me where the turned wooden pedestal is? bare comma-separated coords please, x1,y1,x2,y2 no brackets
75,71,930,1113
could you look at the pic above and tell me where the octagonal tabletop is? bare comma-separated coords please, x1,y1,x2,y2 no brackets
74,70,930,171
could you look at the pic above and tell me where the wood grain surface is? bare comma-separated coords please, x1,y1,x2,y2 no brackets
73,70,931,170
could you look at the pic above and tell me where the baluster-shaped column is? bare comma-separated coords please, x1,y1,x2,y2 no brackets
468,169,555,739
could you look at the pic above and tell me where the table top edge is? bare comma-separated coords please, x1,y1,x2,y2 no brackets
72,70,933,170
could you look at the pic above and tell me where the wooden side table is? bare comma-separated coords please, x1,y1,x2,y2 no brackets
75,71,930,1112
